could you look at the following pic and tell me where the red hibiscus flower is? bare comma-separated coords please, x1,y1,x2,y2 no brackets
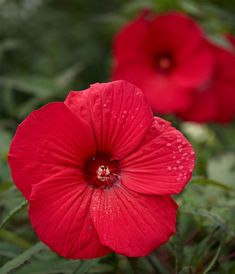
178,41,235,123
112,11,214,114
8,80,195,259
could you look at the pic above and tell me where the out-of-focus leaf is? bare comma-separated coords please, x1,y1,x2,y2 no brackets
0,229,32,250
207,34,234,51
180,0,201,16
0,242,21,259
202,241,223,274
0,200,28,230
147,254,171,274
55,63,83,88
191,177,235,193
208,153,235,185
11,258,80,274
73,258,101,274
0,76,58,98
122,0,153,16
0,242,47,274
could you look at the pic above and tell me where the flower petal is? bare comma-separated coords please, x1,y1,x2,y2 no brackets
178,43,235,123
173,42,214,87
8,102,96,200
112,64,192,114
227,34,235,49
65,80,153,159
142,74,193,113
121,117,195,195
151,12,202,56
90,185,177,257
29,168,111,259
113,10,152,64
178,88,217,123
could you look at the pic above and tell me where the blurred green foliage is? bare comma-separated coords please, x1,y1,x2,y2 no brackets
0,0,235,273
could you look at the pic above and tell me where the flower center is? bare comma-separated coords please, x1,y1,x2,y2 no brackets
155,52,175,74
84,153,120,188
159,57,171,70
97,165,110,181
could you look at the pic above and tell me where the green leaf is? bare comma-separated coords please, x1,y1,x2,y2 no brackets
146,254,171,274
0,200,28,230
0,229,32,250
0,242,47,274
0,76,58,98
202,241,223,274
191,177,235,193
73,259,101,274
11,257,80,274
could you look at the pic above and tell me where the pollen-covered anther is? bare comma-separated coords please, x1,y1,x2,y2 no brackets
84,154,120,188
97,165,111,182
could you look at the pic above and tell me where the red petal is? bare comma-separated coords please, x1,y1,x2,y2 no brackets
121,117,195,195
113,64,192,114
206,45,235,122
65,80,153,159
29,168,111,259
215,82,235,123
112,61,153,90
179,42,235,123
178,88,217,123
227,34,235,49
173,42,214,87
142,74,193,113
90,185,177,257
150,12,203,56
113,11,152,64
8,102,96,200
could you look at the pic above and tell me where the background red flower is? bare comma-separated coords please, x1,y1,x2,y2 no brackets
112,11,214,114
178,41,235,123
